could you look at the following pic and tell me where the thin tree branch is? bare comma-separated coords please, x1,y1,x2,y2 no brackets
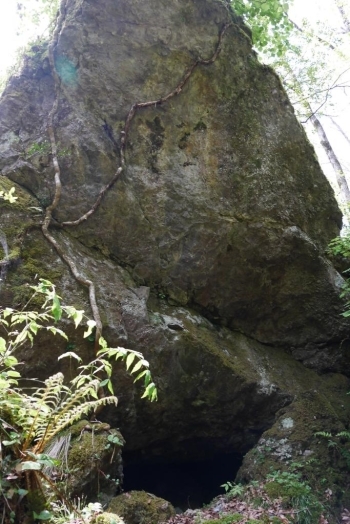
289,18,336,50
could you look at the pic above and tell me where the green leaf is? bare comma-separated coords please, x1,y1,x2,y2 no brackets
19,461,42,471
144,370,151,386
141,382,157,401
72,309,84,328
130,360,143,375
58,351,82,362
3,308,13,318
4,356,18,367
8,187,18,202
13,329,29,346
6,371,21,378
0,337,6,353
0,377,11,389
107,434,123,446
2,439,20,446
107,379,114,395
151,387,158,402
33,510,52,520
51,295,62,321
29,321,39,335
47,326,68,339
89,387,98,399
134,370,147,383
99,336,108,349
126,352,136,370
84,319,96,338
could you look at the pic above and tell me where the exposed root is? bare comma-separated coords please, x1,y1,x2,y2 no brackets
43,0,102,344
43,13,231,346
62,22,232,227
61,167,123,227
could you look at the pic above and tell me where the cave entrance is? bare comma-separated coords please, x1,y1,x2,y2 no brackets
122,451,243,510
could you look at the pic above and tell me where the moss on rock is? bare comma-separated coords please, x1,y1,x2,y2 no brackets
92,512,125,524
67,422,124,501
107,491,175,524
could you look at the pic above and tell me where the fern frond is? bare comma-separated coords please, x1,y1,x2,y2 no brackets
33,395,118,453
314,431,332,438
49,378,101,421
22,373,65,450
31,377,116,448
336,431,350,440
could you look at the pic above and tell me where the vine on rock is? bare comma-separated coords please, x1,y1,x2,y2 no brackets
43,0,103,351
42,1,232,348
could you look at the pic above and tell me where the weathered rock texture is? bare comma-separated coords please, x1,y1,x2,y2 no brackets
66,421,124,502
1,0,350,508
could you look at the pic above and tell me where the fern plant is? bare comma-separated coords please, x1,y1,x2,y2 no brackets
0,279,157,523
315,431,350,469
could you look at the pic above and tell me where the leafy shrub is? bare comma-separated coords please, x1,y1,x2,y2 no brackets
265,470,323,524
0,279,157,523
327,233,350,316
221,482,245,497
315,431,350,469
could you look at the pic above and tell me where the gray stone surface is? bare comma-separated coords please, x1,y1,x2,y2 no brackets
0,0,350,503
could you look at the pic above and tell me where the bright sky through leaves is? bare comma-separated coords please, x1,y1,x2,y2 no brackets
0,0,51,74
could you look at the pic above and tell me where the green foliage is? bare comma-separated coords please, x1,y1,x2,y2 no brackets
219,468,328,524
328,234,350,259
0,279,157,523
26,141,51,158
328,233,350,317
16,0,59,36
230,0,350,205
231,0,292,56
221,481,245,497
25,141,71,160
315,431,350,469
0,187,18,204
265,470,311,498
265,470,324,524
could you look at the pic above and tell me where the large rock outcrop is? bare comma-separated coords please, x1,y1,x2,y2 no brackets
1,0,350,509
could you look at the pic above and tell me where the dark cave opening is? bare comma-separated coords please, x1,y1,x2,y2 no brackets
122,451,243,510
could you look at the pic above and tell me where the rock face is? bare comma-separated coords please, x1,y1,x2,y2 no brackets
1,0,350,509
0,0,346,347
66,421,124,502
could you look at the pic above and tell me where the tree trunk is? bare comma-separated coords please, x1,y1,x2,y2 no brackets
282,61,350,205
310,112,350,204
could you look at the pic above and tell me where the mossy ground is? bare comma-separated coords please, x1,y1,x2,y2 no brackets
108,491,175,524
